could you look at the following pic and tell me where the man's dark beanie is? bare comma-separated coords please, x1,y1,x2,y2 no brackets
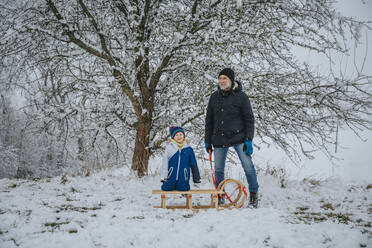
218,68,235,83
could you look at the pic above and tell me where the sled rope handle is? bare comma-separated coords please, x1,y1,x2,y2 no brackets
208,150,231,203
208,150,218,189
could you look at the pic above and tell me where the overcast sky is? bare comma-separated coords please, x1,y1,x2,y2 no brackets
258,1,372,183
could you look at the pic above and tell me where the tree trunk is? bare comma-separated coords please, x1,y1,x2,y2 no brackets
131,116,152,177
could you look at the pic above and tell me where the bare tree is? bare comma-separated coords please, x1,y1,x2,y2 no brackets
0,95,19,178
1,0,371,177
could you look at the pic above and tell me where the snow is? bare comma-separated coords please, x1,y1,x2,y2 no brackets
0,167,371,247
236,0,242,9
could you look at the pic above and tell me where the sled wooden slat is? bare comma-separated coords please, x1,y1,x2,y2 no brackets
152,189,223,210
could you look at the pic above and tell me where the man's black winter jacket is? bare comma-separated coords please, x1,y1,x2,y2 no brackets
205,81,254,148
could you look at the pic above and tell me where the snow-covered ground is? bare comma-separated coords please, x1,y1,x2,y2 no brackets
0,167,371,248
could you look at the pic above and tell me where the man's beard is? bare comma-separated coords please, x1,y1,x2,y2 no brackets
220,84,231,91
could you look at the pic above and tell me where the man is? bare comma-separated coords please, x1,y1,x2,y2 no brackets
205,68,259,208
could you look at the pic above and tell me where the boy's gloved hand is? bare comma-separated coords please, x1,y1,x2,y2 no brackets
243,138,253,156
205,143,213,153
160,178,168,183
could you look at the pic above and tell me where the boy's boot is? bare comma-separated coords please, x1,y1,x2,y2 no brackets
249,192,258,208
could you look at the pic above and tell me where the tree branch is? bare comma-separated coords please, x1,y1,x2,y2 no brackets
76,0,116,66
46,0,142,118
46,0,111,63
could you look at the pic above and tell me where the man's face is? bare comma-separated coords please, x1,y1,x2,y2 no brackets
173,132,185,143
218,75,232,91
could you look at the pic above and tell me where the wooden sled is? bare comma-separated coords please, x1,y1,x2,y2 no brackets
152,189,223,210
152,179,247,210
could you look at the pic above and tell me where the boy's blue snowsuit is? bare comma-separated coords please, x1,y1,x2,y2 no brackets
161,141,200,191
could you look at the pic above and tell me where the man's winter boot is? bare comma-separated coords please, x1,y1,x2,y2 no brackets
218,195,225,205
249,192,258,208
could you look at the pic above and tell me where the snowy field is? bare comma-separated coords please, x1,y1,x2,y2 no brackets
0,167,371,248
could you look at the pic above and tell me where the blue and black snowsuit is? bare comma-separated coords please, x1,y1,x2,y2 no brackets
161,140,201,191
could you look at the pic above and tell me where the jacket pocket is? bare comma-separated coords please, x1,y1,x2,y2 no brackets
184,168,188,181
167,167,173,179
228,103,241,114
226,128,242,138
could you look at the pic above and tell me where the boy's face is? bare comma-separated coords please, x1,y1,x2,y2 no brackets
173,132,185,143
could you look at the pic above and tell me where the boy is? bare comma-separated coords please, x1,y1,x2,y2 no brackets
161,126,201,191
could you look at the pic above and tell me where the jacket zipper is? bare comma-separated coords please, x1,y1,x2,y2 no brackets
167,167,173,179
176,150,181,181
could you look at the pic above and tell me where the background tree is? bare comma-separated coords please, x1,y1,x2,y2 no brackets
1,0,371,177
0,93,66,178
0,95,19,178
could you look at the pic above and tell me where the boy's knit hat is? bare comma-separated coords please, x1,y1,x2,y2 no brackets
169,126,185,139
218,68,235,83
